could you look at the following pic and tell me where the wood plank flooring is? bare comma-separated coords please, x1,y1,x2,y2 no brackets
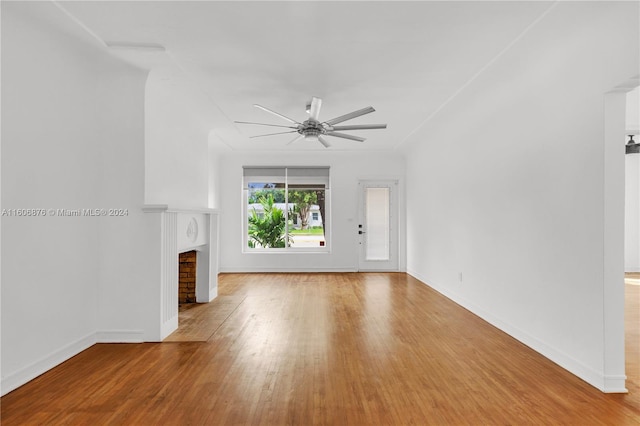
164,295,246,342
2,273,639,425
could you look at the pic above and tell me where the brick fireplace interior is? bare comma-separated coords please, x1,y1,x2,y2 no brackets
179,250,197,305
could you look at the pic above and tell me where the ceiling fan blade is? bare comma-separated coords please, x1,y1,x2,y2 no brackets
330,124,387,131
254,104,301,125
287,134,304,145
249,130,299,138
235,121,299,129
323,106,375,126
318,135,331,148
309,97,322,121
325,131,366,142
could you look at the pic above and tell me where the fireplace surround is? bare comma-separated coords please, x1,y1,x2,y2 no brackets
142,206,219,340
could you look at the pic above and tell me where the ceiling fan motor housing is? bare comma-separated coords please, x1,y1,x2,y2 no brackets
301,119,324,139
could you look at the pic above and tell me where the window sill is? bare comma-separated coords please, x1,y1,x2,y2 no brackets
242,248,331,254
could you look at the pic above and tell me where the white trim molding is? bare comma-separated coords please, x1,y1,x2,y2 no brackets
219,266,357,273
160,211,179,341
96,330,145,343
603,375,628,393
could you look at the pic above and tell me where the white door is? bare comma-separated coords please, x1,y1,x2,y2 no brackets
358,180,399,271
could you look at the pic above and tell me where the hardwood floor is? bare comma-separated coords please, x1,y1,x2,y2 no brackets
2,273,639,425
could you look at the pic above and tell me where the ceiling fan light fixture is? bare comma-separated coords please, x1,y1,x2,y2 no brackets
304,128,321,141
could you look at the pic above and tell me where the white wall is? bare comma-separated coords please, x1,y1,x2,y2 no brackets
145,70,215,209
218,150,405,272
208,131,228,209
625,88,640,272
95,62,155,343
1,2,150,394
626,87,639,134
401,1,638,392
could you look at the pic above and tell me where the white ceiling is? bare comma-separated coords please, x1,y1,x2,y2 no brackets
51,1,553,151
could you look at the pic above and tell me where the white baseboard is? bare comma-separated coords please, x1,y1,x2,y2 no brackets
96,329,145,343
1,328,150,396
625,267,640,273
603,374,628,393
209,284,218,301
160,316,178,341
219,266,357,273
406,269,621,394
1,332,96,397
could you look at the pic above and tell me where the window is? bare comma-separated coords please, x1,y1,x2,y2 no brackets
243,166,329,251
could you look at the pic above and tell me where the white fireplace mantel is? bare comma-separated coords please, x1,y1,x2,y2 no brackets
143,205,220,341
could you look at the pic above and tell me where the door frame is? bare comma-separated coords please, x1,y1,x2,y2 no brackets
602,82,638,393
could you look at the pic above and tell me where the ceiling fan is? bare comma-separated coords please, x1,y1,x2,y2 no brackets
235,97,387,148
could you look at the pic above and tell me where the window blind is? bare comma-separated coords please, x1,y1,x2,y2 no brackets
243,166,330,188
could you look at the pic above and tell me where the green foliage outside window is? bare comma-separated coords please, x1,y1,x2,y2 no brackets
287,190,317,230
247,193,291,248
248,189,285,204
248,188,319,231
